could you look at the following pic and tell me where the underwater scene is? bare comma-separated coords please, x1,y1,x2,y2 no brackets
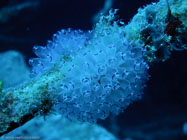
0,0,187,140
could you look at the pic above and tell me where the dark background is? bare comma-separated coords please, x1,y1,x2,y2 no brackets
0,0,186,139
